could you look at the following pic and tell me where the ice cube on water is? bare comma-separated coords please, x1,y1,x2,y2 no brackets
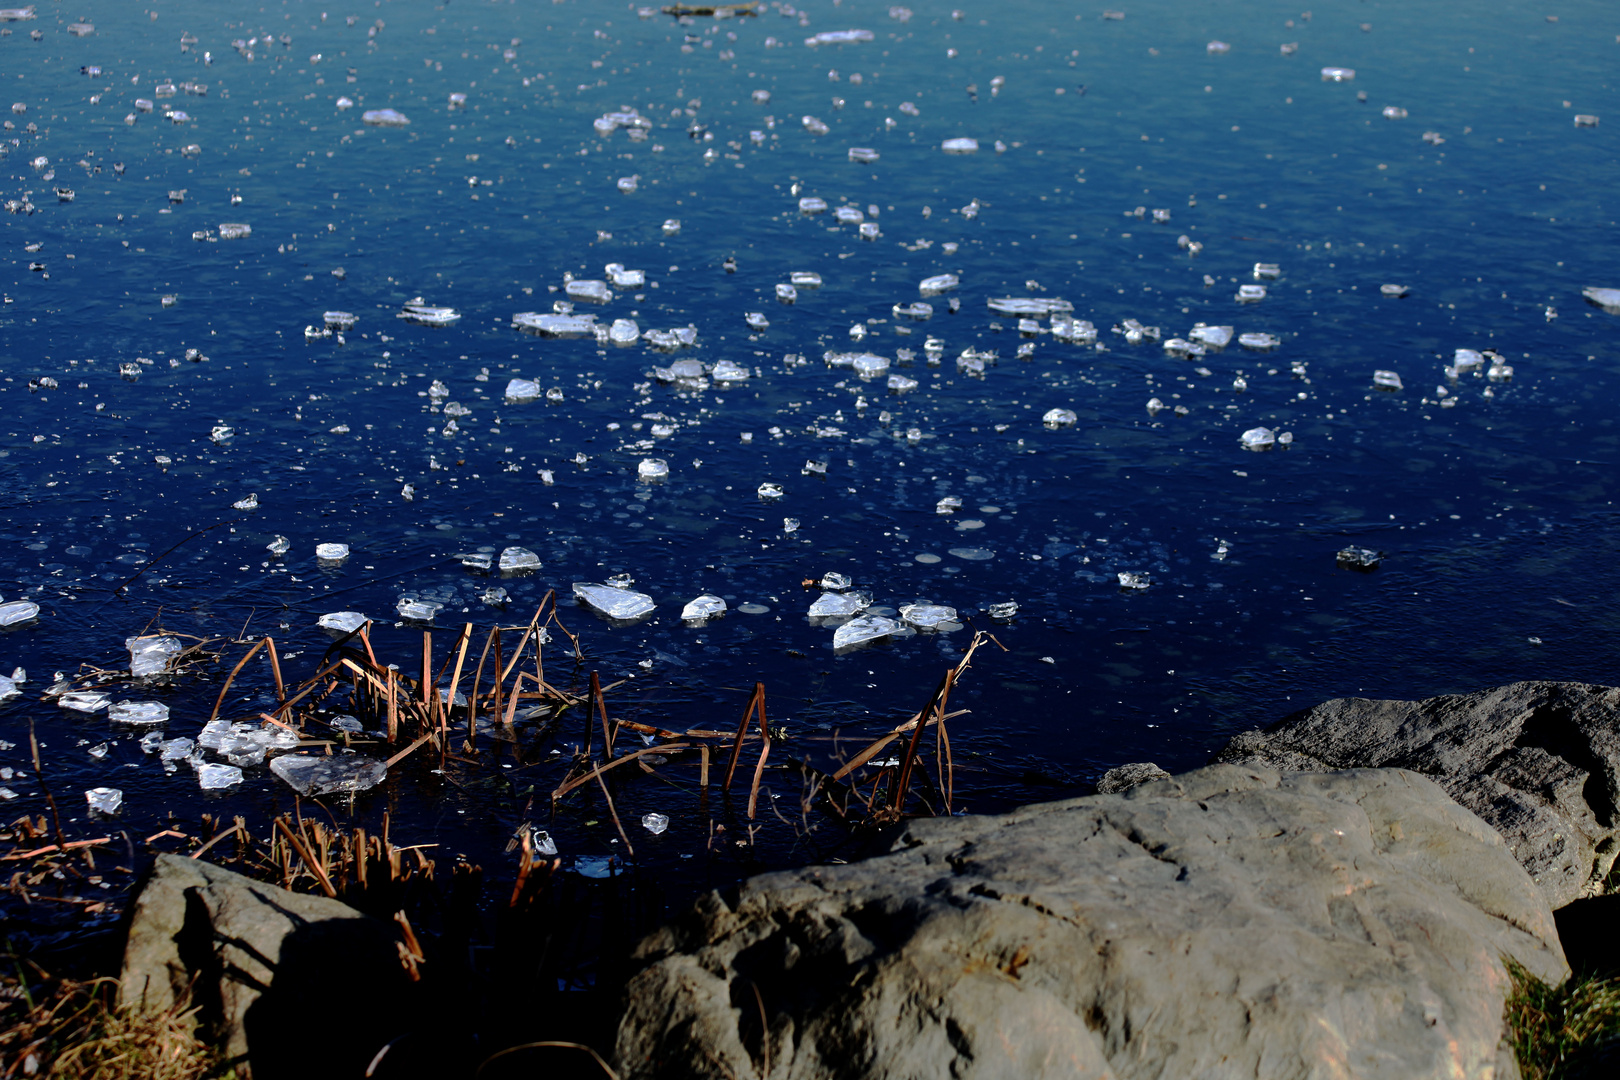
899,603,957,629
197,763,244,790
85,787,123,814
60,691,110,713
573,582,656,620
941,137,979,153
642,812,670,835
681,594,727,621
270,754,387,796
919,273,959,295
317,611,367,634
1118,571,1151,590
1042,408,1078,427
0,601,40,627
315,542,350,561
397,597,443,622
638,458,670,480
832,615,898,649
498,546,541,573
1372,370,1403,391
808,592,867,617
109,701,169,725
1240,426,1277,450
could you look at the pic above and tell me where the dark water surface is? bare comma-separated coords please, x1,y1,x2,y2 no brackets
1,0,1618,926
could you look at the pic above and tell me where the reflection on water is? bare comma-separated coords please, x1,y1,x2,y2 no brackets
1,0,1618,907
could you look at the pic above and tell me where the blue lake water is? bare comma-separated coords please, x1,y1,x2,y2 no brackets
1,0,1618,906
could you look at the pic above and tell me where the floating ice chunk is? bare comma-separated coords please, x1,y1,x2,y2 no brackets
498,547,541,573
560,279,610,304
1372,370,1403,391
573,582,655,620
899,603,957,629
1574,114,1600,128
1452,349,1486,374
798,196,828,213
270,754,387,795
1239,332,1279,350
638,458,669,481
1240,426,1276,450
663,218,682,235
505,378,541,402
1236,284,1266,302
1488,360,1514,382
809,592,866,617
712,360,750,383
941,137,979,153
85,787,122,814
757,482,785,499
324,311,358,331
1337,546,1381,571
1189,324,1233,348
893,302,933,320
681,594,727,621
644,326,700,350
0,601,39,628
848,147,879,163
233,493,260,511
317,611,368,635
988,297,1074,316
160,737,194,761
0,674,15,701
197,763,243,790
616,175,639,193
745,312,770,331
919,273,959,295
267,535,291,557
1253,263,1281,280
513,312,597,336
806,29,874,44
400,300,460,325
460,553,494,573
776,284,798,303
820,572,855,590
336,96,354,110
987,601,1019,620
1042,408,1078,427
801,115,829,135
1382,106,1408,119
1380,284,1410,298
936,496,962,515
833,615,897,649
316,542,350,561
642,812,670,835
109,701,169,725
361,108,410,126
609,319,641,344
128,635,183,676
198,719,232,750
887,373,919,391
605,264,645,288
791,271,823,288
218,223,252,240
851,354,890,378
1118,571,1151,590
1207,40,1230,53
1582,287,1620,312
397,596,442,621
574,856,615,879
1320,67,1356,81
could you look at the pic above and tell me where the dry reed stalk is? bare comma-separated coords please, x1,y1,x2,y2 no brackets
550,744,691,802
591,672,617,759
594,767,634,858
443,624,474,740
387,667,398,743
265,636,286,709
490,628,504,724
892,670,953,819
723,683,767,794
206,637,270,725
273,817,337,898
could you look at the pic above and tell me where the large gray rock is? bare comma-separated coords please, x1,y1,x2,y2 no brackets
1216,681,1620,908
615,765,1565,1080
119,853,411,1078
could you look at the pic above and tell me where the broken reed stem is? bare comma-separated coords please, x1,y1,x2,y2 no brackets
893,669,953,818
274,817,337,898
387,667,399,743
550,744,691,802
747,687,771,820
498,595,551,686
594,764,635,858
466,625,498,749
421,630,433,713
207,637,267,725
937,707,953,815
265,636,286,710
592,671,616,760
723,683,766,794
443,624,474,742
699,744,710,794
28,720,72,862
490,629,504,726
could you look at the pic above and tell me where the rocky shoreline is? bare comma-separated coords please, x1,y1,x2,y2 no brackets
113,681,1620,1078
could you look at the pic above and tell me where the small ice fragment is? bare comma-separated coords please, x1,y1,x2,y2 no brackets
218,223,252,240
161,737,195,761
331,715,364,733
1240,426,1276,450
0,675,16,701
85,787,123,814
1253,263,1281,279
805,29,875,44
1042,408,1078,427
400,299,460,325
642,812,670,835
808,592,866,617
712,360,751,383
0,601,39,627
893,302,933,320
776,284,798,303
1382,106,1408,119
1320,67,1356,81
198,719,232,750
988,297,1074,316
821,572,854,590
233,493,259,511
919,273,959,295
609,319,640,344
758,482,785,500
638,458,670,481
574,856,615,879
1574,114,1600,127
505,378,541,402
197,763,244,790
1452,349,1485,374
899,603,957,629
324,311,358,331
397,597,443,622
1337,546,1382,571
851,354,889,378
790,271,823,288
316,542,350,561
745,312,770,331
663,218,682,235
1238,332,1279,350
681,594,727,621
127,635,183,676
1207,40,1230,53
848,147,879,163
1236,284,1266,302
798,196,829,213
1372,370,1403,391
936,495,962,514
573,582,656,620
361,108,410,126
513,312,598,336
109,701,169,725
268,535,291,555
832,615,898,649
986,601,1019,620
888,374,919,391
783,518,801,533
499,547,541,572
482,587,509,608
269,754,387,795
1189,324,1233,348
605,263,645,288
1118,571,1151,590
941,137,979,153
1381,284,1410,298
801,115,829,135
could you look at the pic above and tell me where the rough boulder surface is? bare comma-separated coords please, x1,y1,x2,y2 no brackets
615,765,1566,1080
119,854,411,1078
1218,681,1620,908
